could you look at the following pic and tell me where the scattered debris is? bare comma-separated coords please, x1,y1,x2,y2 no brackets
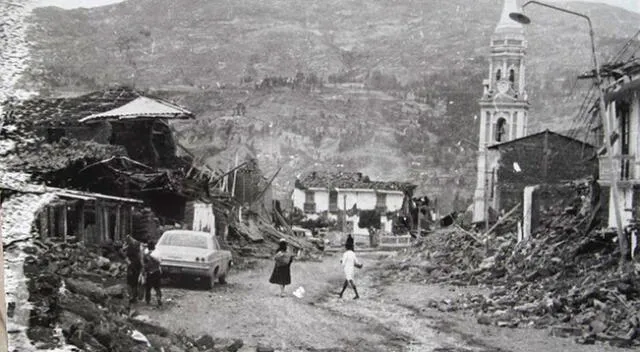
380,181,640,347
23,237,245,351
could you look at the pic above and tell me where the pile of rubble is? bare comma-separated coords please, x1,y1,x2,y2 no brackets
380,183,640,347
23,238,245,352
228,216,322,261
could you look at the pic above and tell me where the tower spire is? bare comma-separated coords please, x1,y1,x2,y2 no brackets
495,0,523,33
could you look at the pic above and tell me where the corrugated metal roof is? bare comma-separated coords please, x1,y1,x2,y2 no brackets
79,96,194,123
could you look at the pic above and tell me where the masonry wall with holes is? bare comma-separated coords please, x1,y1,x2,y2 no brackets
488,130,598,213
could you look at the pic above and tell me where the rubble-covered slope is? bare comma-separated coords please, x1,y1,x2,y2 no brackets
379,182,640,347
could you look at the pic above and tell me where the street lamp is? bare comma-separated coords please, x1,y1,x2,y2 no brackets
509,0,628,262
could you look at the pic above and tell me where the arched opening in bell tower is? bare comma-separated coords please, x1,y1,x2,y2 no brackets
495,118,507,142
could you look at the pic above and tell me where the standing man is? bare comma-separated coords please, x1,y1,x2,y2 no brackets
123,235,144,306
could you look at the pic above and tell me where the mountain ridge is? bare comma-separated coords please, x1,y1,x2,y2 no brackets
17,0,640,211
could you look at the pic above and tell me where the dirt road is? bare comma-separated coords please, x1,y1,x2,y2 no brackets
139,251,629,352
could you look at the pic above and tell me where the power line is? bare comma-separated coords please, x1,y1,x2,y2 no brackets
608,28,640,64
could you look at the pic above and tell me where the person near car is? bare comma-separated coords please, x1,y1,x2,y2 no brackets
143,240,163,307
123,235,144,305
339,241,361,299
269,239,294,297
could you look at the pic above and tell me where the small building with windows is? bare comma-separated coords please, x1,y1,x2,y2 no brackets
291,171,416,235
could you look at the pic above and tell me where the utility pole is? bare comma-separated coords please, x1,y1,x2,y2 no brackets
542,130,549,182
0,191,7,352
416,203,422,236
484,148,490,231
509,0,629,264
342,194,347,233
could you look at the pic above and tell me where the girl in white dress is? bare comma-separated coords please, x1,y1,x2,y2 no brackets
339,241,362,299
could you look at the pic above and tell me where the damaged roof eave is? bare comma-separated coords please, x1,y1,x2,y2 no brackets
0,183,144,204
78,96,195,123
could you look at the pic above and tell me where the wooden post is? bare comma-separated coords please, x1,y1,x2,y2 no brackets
76,201,85,243
103,206,109,242
48,206,55,238
95,202,102,245
129,206,133,235
417,205,422,236
231,153,238,196
0,192,9,352
115,205,122,242
342,194,347,234
39,210,48,240
543,130,549,182
61,205,68,242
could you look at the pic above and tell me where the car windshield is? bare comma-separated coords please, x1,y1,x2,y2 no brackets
159,232,209,249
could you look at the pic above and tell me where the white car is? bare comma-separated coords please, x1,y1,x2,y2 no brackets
153,230,232,289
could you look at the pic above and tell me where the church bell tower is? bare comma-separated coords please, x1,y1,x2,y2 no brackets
472,0,530,223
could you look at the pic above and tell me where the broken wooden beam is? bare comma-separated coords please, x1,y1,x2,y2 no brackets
482,203,521,238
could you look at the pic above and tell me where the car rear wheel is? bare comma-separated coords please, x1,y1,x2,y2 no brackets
219,261,232,284
206,268,218,290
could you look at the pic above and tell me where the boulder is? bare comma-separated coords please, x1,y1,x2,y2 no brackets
550,325,583,338
256,344,275,352
477,314,492,325
59,292,103,322
96,256,111,270
65,278,107,304
92,322,116,347
68,326,108,352
195,334,215,350
213,338,243,352
147,334,173,349
105,284,127,298
58,310,87,336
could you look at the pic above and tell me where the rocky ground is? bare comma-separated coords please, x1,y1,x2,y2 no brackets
136,251,634,352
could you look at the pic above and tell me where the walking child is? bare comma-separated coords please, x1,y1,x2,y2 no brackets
143,240,163,307
339,241,362,299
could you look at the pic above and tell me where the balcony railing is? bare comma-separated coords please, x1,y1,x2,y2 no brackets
303,202,316,213
599,155,636,182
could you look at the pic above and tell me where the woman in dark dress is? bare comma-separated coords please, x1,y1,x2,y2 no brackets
269,239,294,297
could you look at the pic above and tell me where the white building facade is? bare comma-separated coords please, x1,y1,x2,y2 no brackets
292,172,412,235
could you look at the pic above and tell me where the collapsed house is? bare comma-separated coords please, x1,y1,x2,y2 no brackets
1,86,223,240
2,86,316,255
1,171,144,245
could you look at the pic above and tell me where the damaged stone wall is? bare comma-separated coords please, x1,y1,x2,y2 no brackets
494,132,598,213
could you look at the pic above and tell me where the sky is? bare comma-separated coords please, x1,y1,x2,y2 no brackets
33,0,640,13
34,0,125,9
